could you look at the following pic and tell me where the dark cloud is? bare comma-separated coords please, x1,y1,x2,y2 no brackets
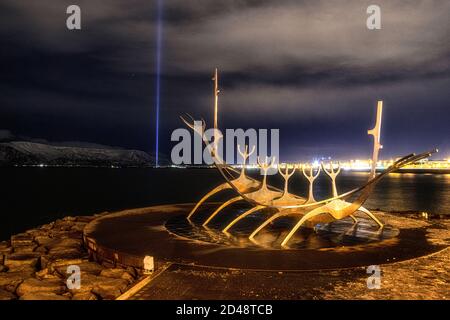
0,0,449,160
0,130,15,141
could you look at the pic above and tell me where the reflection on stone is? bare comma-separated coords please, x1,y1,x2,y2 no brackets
166,208,399,250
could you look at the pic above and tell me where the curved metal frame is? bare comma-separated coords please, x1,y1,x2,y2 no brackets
181,69,438,248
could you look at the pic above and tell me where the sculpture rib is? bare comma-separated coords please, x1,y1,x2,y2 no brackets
358,206,383,228
187,183,230,220
202,196,242,226
281,209,334,247
223,205,265,233
249,210,289,240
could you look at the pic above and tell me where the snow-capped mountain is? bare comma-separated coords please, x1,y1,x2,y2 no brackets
0,141,157,167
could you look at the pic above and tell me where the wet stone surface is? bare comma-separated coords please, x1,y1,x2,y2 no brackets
85,204,446,271
166,209,401,250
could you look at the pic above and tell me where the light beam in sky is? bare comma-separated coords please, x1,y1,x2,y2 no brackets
154,0,163,167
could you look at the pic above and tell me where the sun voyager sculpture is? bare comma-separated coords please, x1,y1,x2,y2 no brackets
180,69,437,248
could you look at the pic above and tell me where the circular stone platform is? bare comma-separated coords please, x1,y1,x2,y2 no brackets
83,203,447,271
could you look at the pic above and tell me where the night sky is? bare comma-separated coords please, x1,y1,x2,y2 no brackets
0,0,449,162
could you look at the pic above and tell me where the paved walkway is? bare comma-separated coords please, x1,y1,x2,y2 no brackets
126,246,449,300
118,218,450,300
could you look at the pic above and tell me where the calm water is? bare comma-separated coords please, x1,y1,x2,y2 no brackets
0,167,449,240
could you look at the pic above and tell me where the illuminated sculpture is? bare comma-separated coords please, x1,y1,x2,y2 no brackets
181,70,436,247
302,164,320,204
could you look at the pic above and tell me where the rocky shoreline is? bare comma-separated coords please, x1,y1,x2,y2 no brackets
1,210,449,300
0,213,140,300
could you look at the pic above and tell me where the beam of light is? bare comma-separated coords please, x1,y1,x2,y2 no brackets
154,0,163,167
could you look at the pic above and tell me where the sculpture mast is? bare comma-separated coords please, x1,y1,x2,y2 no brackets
368,101,383,179
210,68,221,158
213,68,220,132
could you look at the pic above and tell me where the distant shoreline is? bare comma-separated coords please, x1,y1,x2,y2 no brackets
1,165,449,174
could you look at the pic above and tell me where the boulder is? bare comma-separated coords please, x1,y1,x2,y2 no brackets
20,292,69,300
35,268,56,280
11,234,35,247
100,268,135,283
92,276,128,294
55,261,103,277
72,292,98,300
101,261,116,268
5,253,40,271
26,229,50,237
47,248,84,260
0,241,10,250
36,268,48,278
0,271,33,292
16,278,66,296
0,288,16,300
48,246,82,255
62,292,73,299
6,266,37,274
34,246,48,254
0,247,12,255
13,245,37,254
46,238,83,250
92,287,122,300
53,220,75,231
42,255,85,270
69,274,128,296
40,274,62,281
34,236,53,246
47,230,72,239
46,258,84,273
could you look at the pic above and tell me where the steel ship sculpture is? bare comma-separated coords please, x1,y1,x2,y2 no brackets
181,69,437,248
